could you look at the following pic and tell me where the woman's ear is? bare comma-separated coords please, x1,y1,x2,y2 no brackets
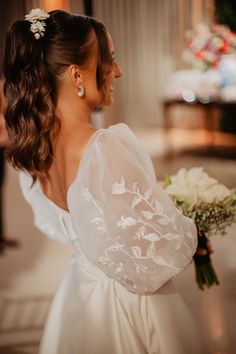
68,64,83,88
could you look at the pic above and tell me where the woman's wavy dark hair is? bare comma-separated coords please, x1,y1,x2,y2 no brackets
3,10,111,183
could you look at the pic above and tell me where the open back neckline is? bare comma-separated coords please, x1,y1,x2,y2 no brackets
36,127,104,215
36,123,124,215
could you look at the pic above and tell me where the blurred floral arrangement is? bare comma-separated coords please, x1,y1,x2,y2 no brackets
165,23,236,101
182,23,236,70
164,167,236,290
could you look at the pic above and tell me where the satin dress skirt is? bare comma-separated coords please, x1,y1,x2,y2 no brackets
39,251,206,354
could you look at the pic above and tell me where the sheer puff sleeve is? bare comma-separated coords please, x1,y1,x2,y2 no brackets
68,124,197,294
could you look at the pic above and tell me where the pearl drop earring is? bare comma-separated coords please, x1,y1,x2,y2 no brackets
77,84,85,98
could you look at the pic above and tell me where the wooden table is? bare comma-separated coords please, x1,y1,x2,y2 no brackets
163,99,236,155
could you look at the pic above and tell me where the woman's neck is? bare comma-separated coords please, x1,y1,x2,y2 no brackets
55,95,93,132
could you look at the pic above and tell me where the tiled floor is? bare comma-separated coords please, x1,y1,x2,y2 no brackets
0,128,235,354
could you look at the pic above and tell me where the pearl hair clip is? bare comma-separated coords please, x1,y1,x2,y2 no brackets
25,8,50,40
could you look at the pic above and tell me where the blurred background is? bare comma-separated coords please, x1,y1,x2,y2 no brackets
0,1,235,354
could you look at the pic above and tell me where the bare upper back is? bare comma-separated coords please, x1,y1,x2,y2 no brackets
38,126,98,211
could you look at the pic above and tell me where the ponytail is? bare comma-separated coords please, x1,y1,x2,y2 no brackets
3,19,58,183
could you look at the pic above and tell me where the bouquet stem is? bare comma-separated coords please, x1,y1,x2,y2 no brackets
193,234,220,290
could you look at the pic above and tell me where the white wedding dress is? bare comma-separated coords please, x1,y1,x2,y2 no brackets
19,123,205,354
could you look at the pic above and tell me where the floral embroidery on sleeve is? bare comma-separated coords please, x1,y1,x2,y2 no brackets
80,175,194,293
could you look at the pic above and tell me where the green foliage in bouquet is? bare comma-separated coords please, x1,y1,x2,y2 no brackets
168,191,236,237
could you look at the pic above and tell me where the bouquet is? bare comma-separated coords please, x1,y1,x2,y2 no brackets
164,167,236,290
182,23,236,70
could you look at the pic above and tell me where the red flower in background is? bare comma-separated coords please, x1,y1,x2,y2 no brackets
182,23,236,70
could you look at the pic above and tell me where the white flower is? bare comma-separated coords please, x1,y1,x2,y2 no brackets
165,167,231,206
25,8,49,39
112,176,126,195
31,21,45,33
25,8,49,22
198,184,231,203
117,216,137,229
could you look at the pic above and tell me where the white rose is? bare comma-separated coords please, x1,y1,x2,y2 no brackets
198,183,231,203
186,167,204,186
165,167,231,206
165,183,198,206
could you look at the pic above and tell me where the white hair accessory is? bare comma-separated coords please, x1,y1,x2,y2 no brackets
25,8,50,40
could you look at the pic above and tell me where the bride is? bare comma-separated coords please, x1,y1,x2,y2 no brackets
3,8,206,354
